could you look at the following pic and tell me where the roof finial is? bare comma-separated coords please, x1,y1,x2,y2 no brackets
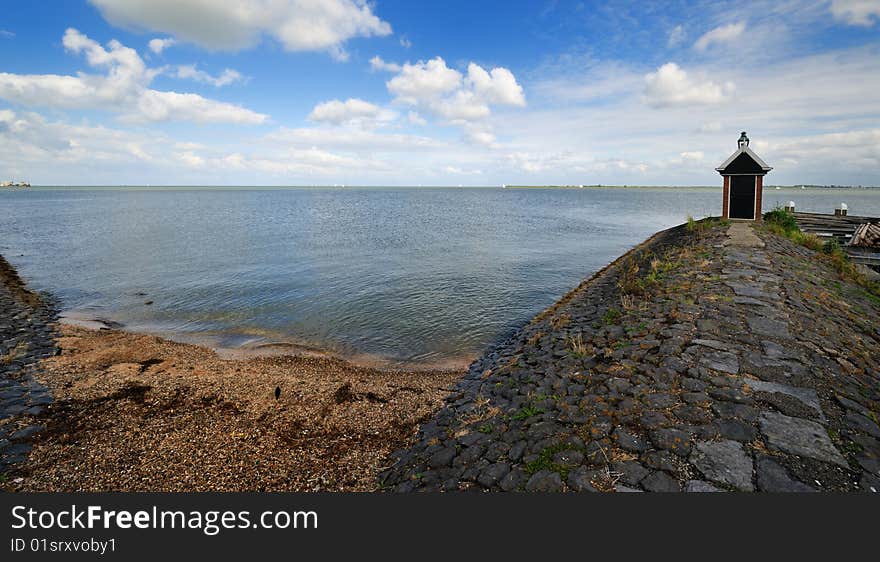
738,131,749,149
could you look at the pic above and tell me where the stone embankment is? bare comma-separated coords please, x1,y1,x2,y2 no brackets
382,221,880,492
0,256,58,479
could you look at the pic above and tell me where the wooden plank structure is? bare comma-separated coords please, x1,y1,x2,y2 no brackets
794,211,880,270
716,132,772,221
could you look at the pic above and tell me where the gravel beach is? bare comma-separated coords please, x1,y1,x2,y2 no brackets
0,266,460,491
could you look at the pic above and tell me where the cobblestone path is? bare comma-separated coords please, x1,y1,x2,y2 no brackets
381,222,880,492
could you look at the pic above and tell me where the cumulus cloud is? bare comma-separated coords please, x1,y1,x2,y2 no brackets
307,98,396,126
693,22,746,51
89,0,392,60
643,62,734,107
173,65,244,87
148,37,175,54
0,29,266,124
378,56,525,144
386,57,463,103
830,0,880,26
467,63,525,107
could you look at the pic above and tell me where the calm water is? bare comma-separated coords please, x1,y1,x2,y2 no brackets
2,186,879,367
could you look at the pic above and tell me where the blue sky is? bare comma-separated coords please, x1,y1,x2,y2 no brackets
1,0,879,185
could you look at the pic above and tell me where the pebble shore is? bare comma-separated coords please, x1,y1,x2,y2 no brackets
381,221,880,492
0,255,459,491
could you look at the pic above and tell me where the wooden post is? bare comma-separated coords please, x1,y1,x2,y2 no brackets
755,175,764,220
722,176,730,219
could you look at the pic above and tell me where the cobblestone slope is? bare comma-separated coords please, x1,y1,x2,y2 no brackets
0,256,58,479
381,221,880,492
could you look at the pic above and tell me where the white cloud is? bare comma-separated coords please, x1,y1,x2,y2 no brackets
189,147,392,176
667,25,685,47
643,62,734,107
386,57,463,103
176,150,205,167
8,6,880,187
148,37,175,54
830,0,880,26
380,57,525,115
767,129,880,168
265,126,443,151
696,121,723,134
0,108,443,184
399,36,412,49
0,109,167,169
678,151,704,161
428,90,490,121
0,29,266,124
0,30,15,38
89,0,391,59
467,63,526,107
492,43,880,186
694,22,746,51
380,56,525,144
463,126,496,147
369,55,402,73
173,141,206,150
307,98,397,126
443,165,482,175
173,64,244,87
130,90,265,124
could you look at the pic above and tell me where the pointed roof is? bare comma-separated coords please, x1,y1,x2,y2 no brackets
716,144,772,175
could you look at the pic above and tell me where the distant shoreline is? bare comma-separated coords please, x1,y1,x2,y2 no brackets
503,184,880,189
4,184,879,190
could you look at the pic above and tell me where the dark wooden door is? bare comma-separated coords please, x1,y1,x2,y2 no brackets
730,176,756,219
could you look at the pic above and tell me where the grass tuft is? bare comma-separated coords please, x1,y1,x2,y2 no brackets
763,206,880,303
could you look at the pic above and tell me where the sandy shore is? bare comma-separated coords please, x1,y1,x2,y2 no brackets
11,324,461,491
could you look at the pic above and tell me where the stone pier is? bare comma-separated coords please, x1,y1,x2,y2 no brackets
381,220,880,492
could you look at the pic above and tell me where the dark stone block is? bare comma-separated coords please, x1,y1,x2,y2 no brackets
641,471,681,492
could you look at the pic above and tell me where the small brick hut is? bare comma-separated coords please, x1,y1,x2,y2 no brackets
716,132,772,220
